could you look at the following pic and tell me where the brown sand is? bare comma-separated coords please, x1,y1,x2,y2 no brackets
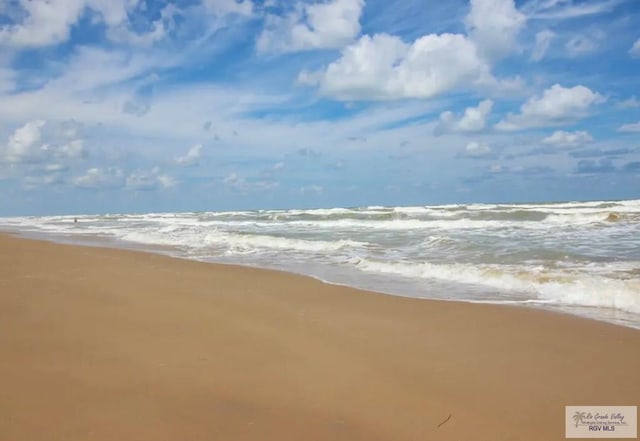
0,234,638,441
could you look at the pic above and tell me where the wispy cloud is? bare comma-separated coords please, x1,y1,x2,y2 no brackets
617,121,640,132
522,0,624,20
630,38,640,57
0,0,638,213
531,29,555,61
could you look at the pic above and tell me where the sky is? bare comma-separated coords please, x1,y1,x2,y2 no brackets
0,0,639,215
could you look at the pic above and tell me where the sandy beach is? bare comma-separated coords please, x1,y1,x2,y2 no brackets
1,233,639,441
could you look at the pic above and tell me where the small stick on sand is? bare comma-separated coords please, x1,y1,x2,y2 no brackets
437,414,452,429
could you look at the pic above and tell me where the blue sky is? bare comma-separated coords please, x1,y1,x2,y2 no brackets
0,0,639,215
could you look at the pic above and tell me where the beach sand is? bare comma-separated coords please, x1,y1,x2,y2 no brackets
1,233,639,441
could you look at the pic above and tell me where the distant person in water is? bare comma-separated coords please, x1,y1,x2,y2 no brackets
74,218,78,223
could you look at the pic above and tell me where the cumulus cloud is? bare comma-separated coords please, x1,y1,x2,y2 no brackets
301,33,492,100
0,0,243,49
630,38,640,57
175,143,203,166
1,120,86,164
126,167,176,190
542,130,593,147
461,141,494,158
495,84,604,130
299,0,525,101
0,0,133,47
465,0,526,60
257,0,363,53
51,138,85,160
73,167,124,188
435,99,493,134
531,30,554,61
617,121,640,132
3,120,47,163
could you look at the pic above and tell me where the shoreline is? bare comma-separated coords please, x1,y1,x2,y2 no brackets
1,233,639,440
3,227,639,330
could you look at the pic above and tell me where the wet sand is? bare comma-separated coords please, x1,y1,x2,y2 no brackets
1,234,638,440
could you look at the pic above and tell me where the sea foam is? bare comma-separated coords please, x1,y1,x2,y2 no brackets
1,199,639,328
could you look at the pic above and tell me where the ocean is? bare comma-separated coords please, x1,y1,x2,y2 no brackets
2,199,639,329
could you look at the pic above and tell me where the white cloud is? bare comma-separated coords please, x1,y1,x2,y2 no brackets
0,1,209,48
73,167,124,188
542,130,593,147
257,0,363,53
52,138,85,160
0,121,83,190
531,30,554,61
175,143,203,166
465,0,526,60
3,120,47,163
0,0,86,47
617,121,640,132
462,141,493,158
126,167,176,190
0,0,135,47
495,84,604,130
630,38,640,57
303,33,492,100
1,120,87,165
47,46,171,94
299,0,526,101
436,99,493,134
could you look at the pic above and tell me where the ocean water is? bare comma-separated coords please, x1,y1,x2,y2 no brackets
2,199,640,329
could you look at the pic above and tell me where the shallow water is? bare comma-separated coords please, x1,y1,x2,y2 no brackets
2,199,639,328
